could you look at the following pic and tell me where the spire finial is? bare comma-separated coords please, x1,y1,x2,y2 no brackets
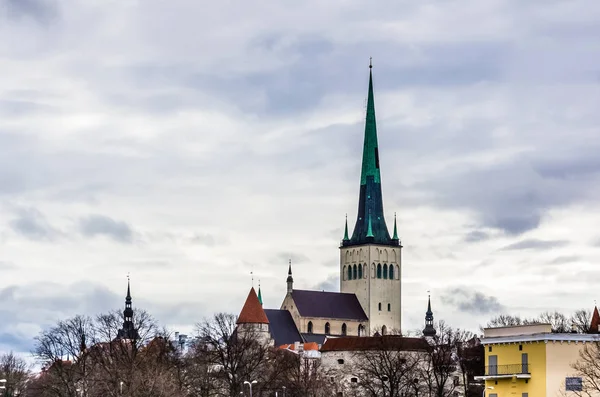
251,270,254,288
392,212,399,240
369,57,372,69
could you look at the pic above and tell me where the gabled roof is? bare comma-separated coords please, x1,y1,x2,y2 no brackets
302,333,327,346
264,309,303,346
321,336,429,352
590,306,600,333
237,288,269,324
292,290,368,321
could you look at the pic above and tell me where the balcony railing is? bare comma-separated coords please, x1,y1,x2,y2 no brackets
485,364,529,376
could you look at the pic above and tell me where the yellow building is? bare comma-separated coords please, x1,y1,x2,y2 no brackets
475,323,599,397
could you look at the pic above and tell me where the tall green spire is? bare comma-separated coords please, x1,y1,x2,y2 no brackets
360,58,381,186
343,214,349,241
343,59,397,247
366,211,374,238
393,212,399,240
257,282,263,306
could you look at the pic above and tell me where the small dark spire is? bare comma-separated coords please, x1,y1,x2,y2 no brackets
423,293,436,337
392,212,399,241
286,259,294,294
117,276,140,341
257,280,263,306
369,57,372,69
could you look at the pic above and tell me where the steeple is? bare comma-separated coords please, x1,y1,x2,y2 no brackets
392,212,399,241
344,59,397,247
589,305,600,334
117,276,140,341
343,214,349,242
286,260,294,294
423,294,436,337
258,281,263,306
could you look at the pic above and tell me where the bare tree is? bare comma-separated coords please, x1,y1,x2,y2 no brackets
0,352,30,396
538,311,570,333
193,313,271,397
570,341,600,396
349,337,427,397
423,321,460,397
571,310,592,334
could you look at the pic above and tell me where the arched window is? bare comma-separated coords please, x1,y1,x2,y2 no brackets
325,322,330,334
378,302,382,311
382,325,387,335
383,264,388,279
388,303,391,312
348,265,353,280
389,265,394,280
358,324,365,336
343,266,346,281
353,264,358,280
372,264,376,278
358,263,363,279
308,321,313,334
341,323,347,336
363,264,367,279
377,263,382,279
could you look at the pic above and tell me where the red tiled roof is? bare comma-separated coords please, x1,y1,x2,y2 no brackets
320,336,429,352
590,306,600,333
237,287,269,324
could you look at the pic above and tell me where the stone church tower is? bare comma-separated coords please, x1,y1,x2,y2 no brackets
340,61,402,335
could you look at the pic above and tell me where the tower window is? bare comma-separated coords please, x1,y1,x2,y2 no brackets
353,264,358,280
358,324,365,336
342,323,347,336
343,266,346,281
389,265,394,280
307,321,313,334
383,264,388,279
382,325,387,335
377,263,382,279
358,264,363,279
387,303,391,311
363,264,367,279
378,302,382,311
325,322,330,335
348,265,352,280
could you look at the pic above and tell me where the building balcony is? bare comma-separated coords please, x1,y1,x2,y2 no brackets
474,364,531,381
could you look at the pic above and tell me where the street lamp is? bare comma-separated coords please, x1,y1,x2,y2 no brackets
483,386,494,397
120,381,124,395
282,386,286,397
243,380,257,397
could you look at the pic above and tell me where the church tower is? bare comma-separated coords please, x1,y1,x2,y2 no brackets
340,60,402,335
117,277,140,341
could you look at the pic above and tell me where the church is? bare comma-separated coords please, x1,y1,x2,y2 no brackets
237,62,425,346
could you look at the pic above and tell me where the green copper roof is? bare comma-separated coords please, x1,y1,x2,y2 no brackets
258,286,263,306
344,61,398,248
366,212,374,238
393,213,399,240
360,67,381,186
343,215,349,241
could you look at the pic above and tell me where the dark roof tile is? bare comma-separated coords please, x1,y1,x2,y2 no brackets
264,309,303,346
321,336,429,352
292,290,368,321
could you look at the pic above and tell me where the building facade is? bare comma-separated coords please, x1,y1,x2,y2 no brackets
475,323,599,397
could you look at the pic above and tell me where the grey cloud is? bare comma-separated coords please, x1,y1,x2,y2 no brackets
500,239,569,251
548,255,581,265
312,274,338,292
4,0,59,24
190,233,217,247
464,230,490,242
442,288,504,315
79,215,133,243
9,208,59,241
270,252,310,266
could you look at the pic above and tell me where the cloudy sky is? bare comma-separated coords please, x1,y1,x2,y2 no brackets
2,0,600,357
